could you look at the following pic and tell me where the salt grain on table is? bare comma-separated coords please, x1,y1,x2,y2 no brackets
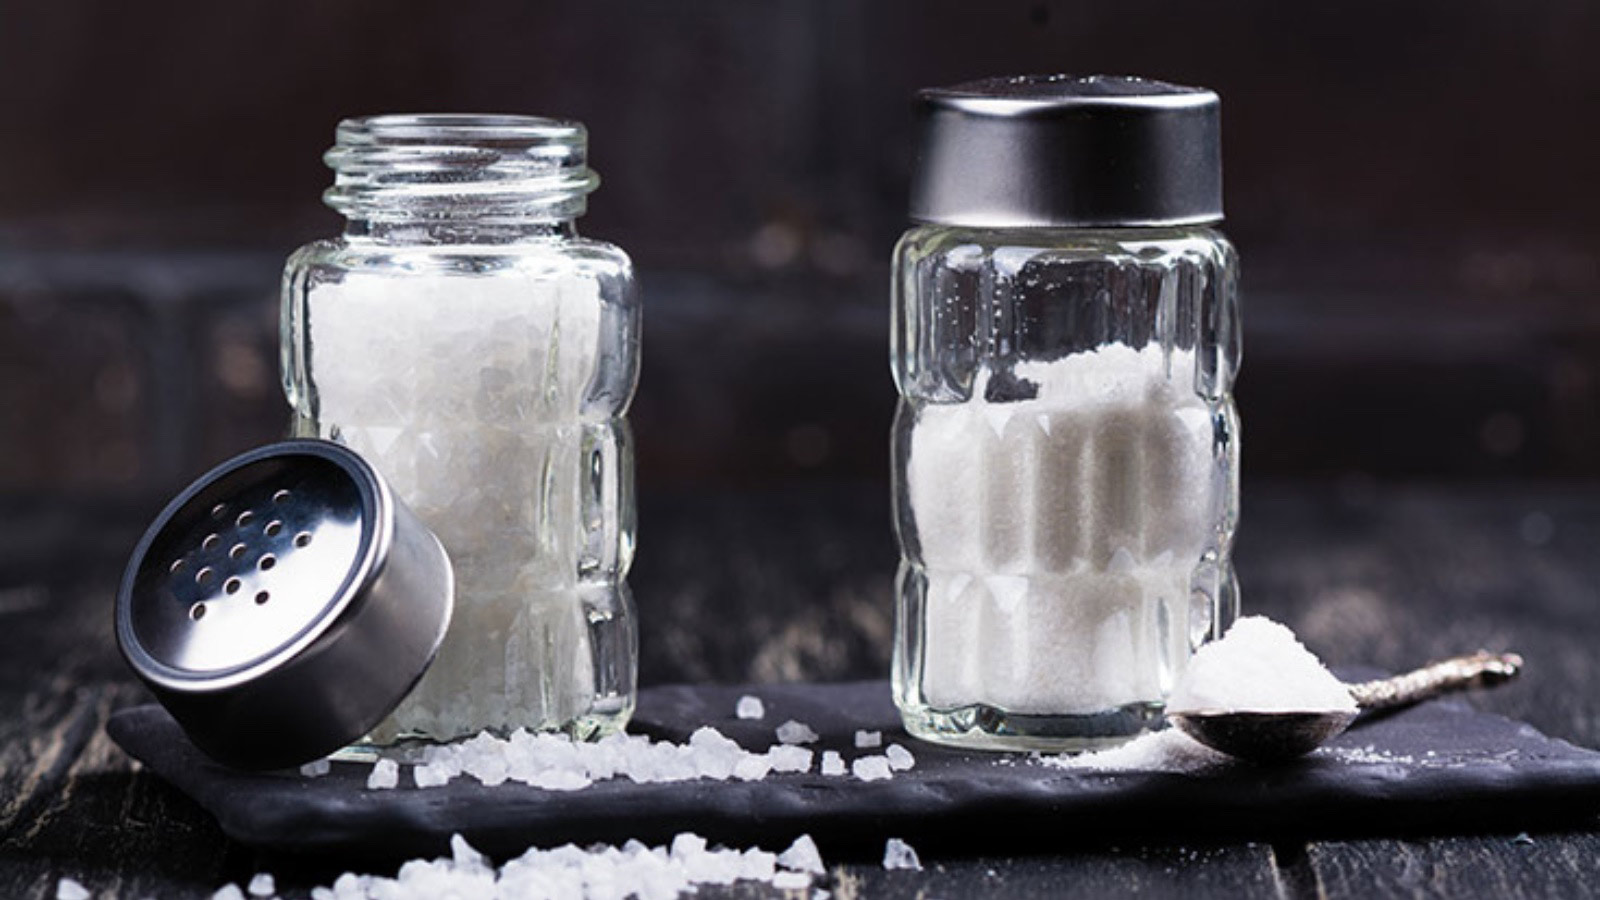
852,755,893,781
735,695,765,720
247,873,276,897
820,750,846,776
299,758,331,778
882,838,923,871
209,885,245,900
854,729,881,749
366,758,400,790
884,743,915,771
776,720,820,745
55,878,90,900
777,835,827,875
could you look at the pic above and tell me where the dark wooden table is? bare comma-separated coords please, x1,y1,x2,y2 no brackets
3,482,1598,898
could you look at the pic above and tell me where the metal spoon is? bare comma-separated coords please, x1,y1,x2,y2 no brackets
1168,651,1524,763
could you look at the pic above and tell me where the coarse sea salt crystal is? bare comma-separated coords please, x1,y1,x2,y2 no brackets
55,878,90,900
1166,616,1357,715
854,729,882,749
820,750,846,776
883,838,923,871
852,755,893,782
773,871,813,890
246,873,275,897
736,695,766,720
209,885,245,900
766,744,814,774
299,758,331,778
884,743,915,771
778,835,827,875
366,758,400,790
776,720,819,745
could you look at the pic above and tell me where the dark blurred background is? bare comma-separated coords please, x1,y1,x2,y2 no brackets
1,2,1597,682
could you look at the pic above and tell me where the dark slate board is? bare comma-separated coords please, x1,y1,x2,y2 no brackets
107,678,1600,862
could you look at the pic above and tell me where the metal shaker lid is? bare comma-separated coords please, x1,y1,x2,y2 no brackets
115,440,453,770
909,74,1223,228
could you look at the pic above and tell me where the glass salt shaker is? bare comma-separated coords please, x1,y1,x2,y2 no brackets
891,76,1241,750
281,114,639,742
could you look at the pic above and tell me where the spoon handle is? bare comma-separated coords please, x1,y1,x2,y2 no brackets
1346,651,1523,710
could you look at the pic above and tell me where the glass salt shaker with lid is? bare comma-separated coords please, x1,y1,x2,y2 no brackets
891,76,1241,750
281,114,639,742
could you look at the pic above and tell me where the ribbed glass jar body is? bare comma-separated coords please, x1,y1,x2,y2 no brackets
281,115,638,742
891,225,1240,751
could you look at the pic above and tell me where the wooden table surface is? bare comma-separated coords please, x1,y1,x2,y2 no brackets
2,482,1598,898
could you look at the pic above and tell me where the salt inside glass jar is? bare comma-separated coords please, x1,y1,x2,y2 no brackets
281,114,639,742
891,76,1241,750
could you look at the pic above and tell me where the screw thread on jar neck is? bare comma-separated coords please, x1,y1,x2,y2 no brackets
323,114,599,242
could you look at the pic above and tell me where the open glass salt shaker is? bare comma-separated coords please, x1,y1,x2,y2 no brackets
281,114,639,743
891,76,1241,750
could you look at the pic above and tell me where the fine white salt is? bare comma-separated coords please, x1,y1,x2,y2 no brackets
882,838,923,871
286,831,821,899
854,729,882,749
366,758,400,790
908,344,1217,715
312,273,609,742
1045,728,1229,773
884,743,916,771
852,755,893,782
820,750,846,776
55,878,90,900
736,695,765,720
777,835,826,875
776,720,819,745
246,873,275,897
1166,616,1356,714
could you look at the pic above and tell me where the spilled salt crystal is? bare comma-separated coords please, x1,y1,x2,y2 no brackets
246,873,275,897
776,720,819,745
736,695,766,720
773,871,813,890
820,750,846,776
883,838,923,871
55,879,90,900
778,834,826,875
884,743,915,771
852,756,893,781
209,885,244,900
365,758,399,790
299,758,331,778
1167,616,1356,714
766,744,814,774
854,730,881,749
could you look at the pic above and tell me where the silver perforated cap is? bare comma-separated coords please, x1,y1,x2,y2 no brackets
115,440,453,770
909,74,1223,228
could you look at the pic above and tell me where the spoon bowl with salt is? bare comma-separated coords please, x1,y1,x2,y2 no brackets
1170,651,1522,762
1162,618,1522,763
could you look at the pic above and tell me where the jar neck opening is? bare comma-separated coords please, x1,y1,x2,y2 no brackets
323,114,598,228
